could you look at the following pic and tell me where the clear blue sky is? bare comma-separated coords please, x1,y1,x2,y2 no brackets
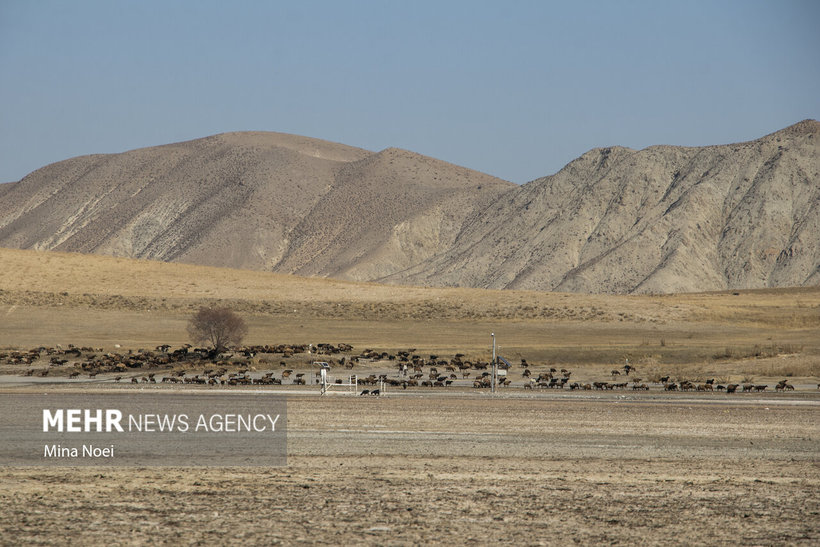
1,0,818,184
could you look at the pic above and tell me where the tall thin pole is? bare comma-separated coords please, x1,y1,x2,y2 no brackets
491,332,496,394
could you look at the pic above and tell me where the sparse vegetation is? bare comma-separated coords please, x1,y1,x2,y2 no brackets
712,343,803,361
763,360,820,379
0,248,818,387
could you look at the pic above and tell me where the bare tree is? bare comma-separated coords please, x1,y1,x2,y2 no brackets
187,307,248,352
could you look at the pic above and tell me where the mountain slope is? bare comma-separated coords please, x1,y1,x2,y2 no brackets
0,133,375,271
0,122,817,294
277,147,515,280
383,120,819,293
0,132,515,278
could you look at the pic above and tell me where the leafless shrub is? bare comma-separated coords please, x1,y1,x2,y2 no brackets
187,307,248,352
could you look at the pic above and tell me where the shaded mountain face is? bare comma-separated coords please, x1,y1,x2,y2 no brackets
0,122,817,293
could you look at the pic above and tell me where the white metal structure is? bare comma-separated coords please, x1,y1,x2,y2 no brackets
316,361,358,395
491,333,497,393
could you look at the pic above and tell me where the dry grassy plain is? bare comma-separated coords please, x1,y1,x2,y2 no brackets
1,248,819,545
1,247,819,374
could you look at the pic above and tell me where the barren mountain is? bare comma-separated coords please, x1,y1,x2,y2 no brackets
277,147,514,280
0,133,514,277
0,121,817,293
384,120,819,293
0,132,373,270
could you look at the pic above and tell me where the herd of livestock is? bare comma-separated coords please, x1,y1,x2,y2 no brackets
0,343,813,393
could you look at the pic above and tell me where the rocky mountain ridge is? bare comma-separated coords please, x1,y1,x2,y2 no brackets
0,121,817,293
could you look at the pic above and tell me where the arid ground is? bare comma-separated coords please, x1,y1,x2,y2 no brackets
1,249,818,545
1,392,818,545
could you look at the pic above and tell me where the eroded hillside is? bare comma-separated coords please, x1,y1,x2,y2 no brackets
0,122,817,293
385,120,819,293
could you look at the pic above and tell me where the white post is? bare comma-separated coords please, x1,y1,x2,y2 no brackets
491,332,497,394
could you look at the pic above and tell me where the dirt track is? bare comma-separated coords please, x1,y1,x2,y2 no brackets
1,391,818,545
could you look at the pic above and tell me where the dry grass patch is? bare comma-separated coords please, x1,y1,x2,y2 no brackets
0,248,818,384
